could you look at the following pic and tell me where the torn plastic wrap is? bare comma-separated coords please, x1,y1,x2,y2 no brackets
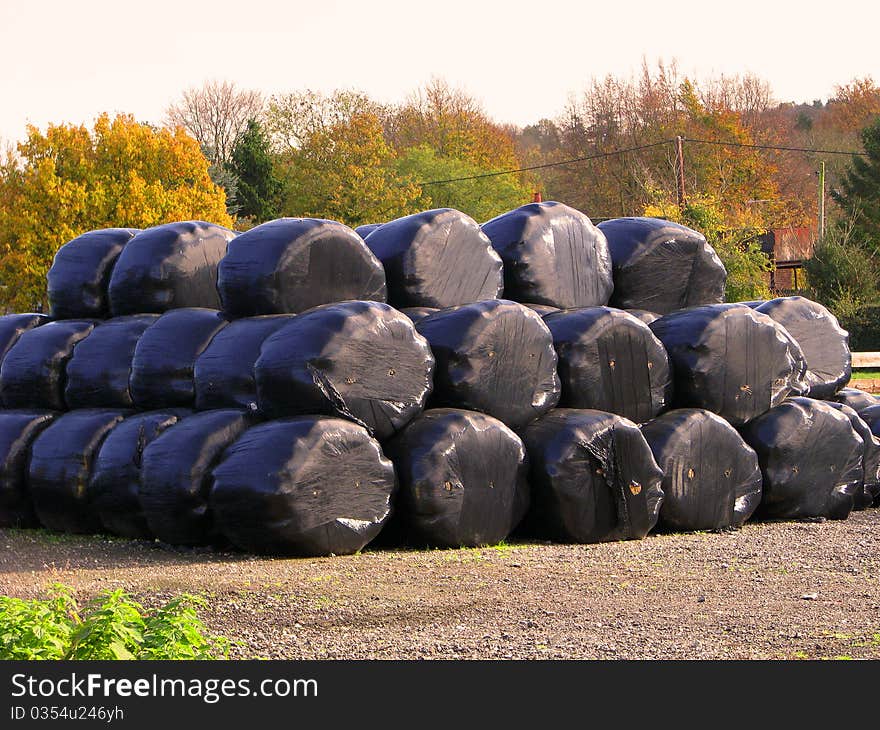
354,223,383,239
522,303,560,317
47,228,138,319
649,304,807,426
363,208,503,308
415,300,560,429
210,416,396,556
832,387,879,412
384,408,530,548
754,296,851,399
194,315,293,410
217,217,387,316
400,307,439,324
28,409,130,533
481,201,614,309
520,408,664,543
625,309,661,325
0,411,57,527
0,313,50,361
140,409,254,546
598,217,727,314
0,320,96,410
129,308,228,409
823,401,880,509
89,409,190,539
255,301,434,440
108,221,236,315
544,307,672,424
64,315,159,408
739,397,864,521
640,408,762,531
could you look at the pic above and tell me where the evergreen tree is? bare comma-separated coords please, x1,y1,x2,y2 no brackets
226,119,281,223
833,117,880,250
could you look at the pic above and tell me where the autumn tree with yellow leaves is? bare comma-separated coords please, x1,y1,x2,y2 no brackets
0,113,232,311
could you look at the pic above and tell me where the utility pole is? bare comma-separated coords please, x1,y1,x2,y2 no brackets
818,160,826,242
675,136,687,208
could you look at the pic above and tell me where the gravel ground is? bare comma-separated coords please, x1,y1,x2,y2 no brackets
2,510,879,660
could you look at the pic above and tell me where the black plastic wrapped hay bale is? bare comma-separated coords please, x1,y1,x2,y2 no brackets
28,409,129,533
481,201,614,309
832,387,878,412
0,320,96,410
47,228,138,319
859,404,880,506
649,304,806,426
355,223,383,239
520,408,664,543
64,315,159,408
130,308,228,410
108,221,236,315
739,397,864,521
140,409,254,546
415,300,560,429
544,307,672,424
217,218,387,316
0,313,50,361
211,416,396,556
89,409,190,539
194,315,293,410
823,401,880,509
640,408,762,531
625,309,660,325
255,301,434,440
384,408,530,548
400,307,439,324
0,411,57,527
522,303,560,317
597,217,727,314
753,296,851,399
363,208,503,308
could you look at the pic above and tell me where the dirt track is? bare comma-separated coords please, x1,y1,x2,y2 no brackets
2,510,879,660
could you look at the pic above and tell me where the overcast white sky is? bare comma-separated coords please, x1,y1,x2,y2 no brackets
2,0,879,144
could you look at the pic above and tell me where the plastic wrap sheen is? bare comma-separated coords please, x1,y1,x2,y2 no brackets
544,307,672,423
400,307,439,324
363,208,503,308
384,408,530,548
210,416,396,556
481,201,614,309
520,408,664,543
255,301,434,440
0,411,57,527
640,408,762,531
522,304,560,317
832,388,879,412
823,401,880,509
0,314,50,361
355,223,383,239
415,300,560,429
218,218,387,316
625,309,661,325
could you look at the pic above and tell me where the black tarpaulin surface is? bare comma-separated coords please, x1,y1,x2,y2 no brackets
194,315,293,411
363,208,503,308
0,410,57,528
481,201,614,309
649,304,806,426
832,387,878,412
754,296,851,399
108,221,236,315
598,217,727,314
400,307,439,324
28,408,130,533
860,404,880,506
0,313,50,362
823,401,880,509
384,408,530,548
415,299,560,429
255,301,434,440
641,408,762,531
210,416,396,556
522,303,560,317
625,309,661,325
129,308,228,409
0,320,96,410
739,397,864,520
89,409,190,539
520,408,664,543
47,228,139,319
544,306,672,424
354,223,383,239
217,217,387,316
140,409,254,546
64,315,159,408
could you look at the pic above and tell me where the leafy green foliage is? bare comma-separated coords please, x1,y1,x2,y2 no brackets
0,584,231,660
832,117,880,251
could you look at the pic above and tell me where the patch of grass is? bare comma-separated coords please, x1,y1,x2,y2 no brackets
851,369,880,379
0,583,232,660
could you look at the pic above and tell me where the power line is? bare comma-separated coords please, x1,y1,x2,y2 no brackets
683,137,869,157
